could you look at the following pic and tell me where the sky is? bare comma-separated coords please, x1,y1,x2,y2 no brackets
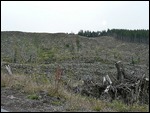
1,1,149,33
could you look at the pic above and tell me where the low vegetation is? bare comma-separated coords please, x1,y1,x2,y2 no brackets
1,72,149,112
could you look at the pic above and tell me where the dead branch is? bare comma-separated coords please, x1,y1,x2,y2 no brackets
5,65,13,75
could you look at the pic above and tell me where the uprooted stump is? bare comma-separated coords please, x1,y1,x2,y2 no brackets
114,61,149,104
80,61,149,105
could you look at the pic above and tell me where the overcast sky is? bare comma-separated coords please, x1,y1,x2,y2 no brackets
1,1,149,33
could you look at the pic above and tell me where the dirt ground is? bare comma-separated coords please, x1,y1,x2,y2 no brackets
1,87,70,112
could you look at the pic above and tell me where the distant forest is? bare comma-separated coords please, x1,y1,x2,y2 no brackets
78,29,149,44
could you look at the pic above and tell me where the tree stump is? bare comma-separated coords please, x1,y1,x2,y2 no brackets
115,61,125,82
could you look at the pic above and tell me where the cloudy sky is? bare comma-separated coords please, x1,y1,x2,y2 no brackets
1,1,149,33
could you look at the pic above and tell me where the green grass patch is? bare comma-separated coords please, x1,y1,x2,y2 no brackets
92,105,102,111
27,94,39,100
51,101,62,106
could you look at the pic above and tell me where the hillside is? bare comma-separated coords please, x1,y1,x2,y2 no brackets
1,31,149,112
1,31,149,65
1,31,149,82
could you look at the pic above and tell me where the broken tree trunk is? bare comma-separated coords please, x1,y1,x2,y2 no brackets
115,61,126,82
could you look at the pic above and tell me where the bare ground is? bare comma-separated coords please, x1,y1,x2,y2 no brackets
1,87,68,112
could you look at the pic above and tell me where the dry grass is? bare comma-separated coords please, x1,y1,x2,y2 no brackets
1,73,42,93
107,100,149,112
1,72,69,98
65,93,108,111
1,72,149,112
1,73,28,90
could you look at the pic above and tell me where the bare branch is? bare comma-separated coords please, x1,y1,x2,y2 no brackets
5,65,13,75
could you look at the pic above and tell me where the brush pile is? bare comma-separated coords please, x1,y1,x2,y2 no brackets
81,61,149,104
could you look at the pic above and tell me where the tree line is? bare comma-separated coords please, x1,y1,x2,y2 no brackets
77,29,149,44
